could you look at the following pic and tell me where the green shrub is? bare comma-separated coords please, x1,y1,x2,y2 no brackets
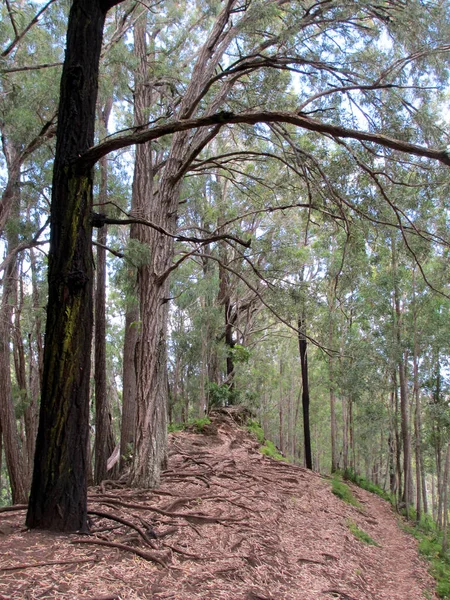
190,416,211,432
168,417,211,434
168,422,184,433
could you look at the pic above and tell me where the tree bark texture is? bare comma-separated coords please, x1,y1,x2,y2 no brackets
129,1,239,487
27,0,123,532
0,244,28,503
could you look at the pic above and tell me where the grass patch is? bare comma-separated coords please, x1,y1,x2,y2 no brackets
347,519,380,546
168,422,184,433
168,416,211,434
402,520,450,599
247,419,265,444
340,469,393,503
331,476,362,509
259,439,288,462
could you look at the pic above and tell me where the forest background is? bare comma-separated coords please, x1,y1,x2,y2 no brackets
1,0,450,544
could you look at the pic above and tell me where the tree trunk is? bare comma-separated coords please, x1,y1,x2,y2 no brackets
442,442,450,550
27,0,124,532
94,99,117,484
120,305,139,467
0,242,28,503
412,271,422,522
298,315,312,469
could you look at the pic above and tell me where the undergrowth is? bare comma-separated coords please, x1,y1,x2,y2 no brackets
259,439,288,462
340,469,393,503
247,419,265,444
331,476,362,509
402,516,450,599
346,519,379,546
168,416,211,433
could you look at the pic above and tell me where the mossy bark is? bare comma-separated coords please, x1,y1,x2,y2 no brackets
27,0,124,532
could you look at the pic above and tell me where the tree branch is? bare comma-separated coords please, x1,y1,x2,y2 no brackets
1,62,62,74
93,213,251,249
1,0,57,58
78,110,450,171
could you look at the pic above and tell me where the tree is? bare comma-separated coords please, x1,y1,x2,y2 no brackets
27,0,124,532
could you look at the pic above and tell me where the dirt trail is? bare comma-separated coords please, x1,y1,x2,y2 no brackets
0,408,438,599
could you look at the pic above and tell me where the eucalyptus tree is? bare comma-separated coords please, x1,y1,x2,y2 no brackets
0,0,62,502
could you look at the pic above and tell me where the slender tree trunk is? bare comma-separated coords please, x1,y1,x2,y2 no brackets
27,0,124,532
329,322,337,473
94,99,117,484
442,442,450,550
412,272,422,522
298,314,312,469
0,244,28,503
120,305,139,467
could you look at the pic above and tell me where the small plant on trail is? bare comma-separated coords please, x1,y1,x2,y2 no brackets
346,519,380,546
331,476,362,509
168,422,185,433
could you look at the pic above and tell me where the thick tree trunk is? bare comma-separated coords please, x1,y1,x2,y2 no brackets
27,0,124,532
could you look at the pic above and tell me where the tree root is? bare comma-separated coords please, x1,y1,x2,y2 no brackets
1,557,98,572
71,538,168,568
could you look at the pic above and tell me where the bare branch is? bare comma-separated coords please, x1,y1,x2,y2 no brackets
94,214,251,249
0,62,62,74
1,0,57,58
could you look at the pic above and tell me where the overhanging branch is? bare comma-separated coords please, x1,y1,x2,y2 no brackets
78,110,450,171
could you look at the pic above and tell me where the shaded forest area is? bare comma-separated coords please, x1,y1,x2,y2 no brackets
0,0,450,553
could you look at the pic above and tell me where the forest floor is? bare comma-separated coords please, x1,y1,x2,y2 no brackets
0,408,438,600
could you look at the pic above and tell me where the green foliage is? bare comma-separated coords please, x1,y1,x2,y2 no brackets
259,439,287,462
190,417,211,433
405,525,450,599
168,417,211,433
341,469,393,503
247,419,265,444
331,476,362,509
346,519,379,547
229,344,251,364
168,422,185,433
207,382,240,408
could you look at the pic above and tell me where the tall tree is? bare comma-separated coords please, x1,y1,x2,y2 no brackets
27,0,124,532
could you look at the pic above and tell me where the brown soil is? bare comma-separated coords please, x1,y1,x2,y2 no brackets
0,408,437,600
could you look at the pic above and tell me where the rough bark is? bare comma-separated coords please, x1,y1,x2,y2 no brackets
127,9,168,488
120,306,139,467
129,1,239,487
0,241,28,503
27,0,124,532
